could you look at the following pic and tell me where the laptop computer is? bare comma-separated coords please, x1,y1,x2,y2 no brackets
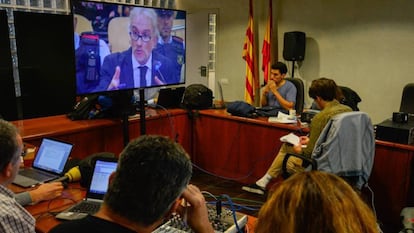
156,86,185,108
13,138,73,188
55,157,118,220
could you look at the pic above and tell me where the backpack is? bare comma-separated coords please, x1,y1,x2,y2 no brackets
182,84,213,109
75,32,100,93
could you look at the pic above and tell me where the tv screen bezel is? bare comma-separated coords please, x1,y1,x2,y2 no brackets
71,0,187,96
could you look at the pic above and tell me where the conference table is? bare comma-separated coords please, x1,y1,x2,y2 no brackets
11,108,414,232
10,183,86,233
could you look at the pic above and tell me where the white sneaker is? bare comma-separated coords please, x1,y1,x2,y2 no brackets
241,184,265,195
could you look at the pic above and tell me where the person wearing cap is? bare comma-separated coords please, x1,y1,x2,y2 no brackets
154,9,185,84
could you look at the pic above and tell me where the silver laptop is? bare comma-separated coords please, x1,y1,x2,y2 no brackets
13,138,73,188
55,157,118,220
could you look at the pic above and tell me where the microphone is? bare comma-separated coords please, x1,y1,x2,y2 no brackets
53,166,81,183
154,61,167,84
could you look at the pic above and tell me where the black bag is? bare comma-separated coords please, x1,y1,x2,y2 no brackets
255,106,288,117
226,101,257,118
67,94,113,120
182,84,213,109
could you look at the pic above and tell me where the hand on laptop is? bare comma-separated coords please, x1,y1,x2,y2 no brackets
30,182,64,203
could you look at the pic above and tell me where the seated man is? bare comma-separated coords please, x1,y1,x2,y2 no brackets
0,119,35,232
50,135,214,233
16,182,63,206
260,62,297,111
0,115,64,206
243,78,352,195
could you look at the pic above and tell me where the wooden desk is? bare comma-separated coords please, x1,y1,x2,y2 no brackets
370,140,414,230
11,108,414,232
192,109,306,184
13,109,192,160
10,183,85,233
193,109,414,231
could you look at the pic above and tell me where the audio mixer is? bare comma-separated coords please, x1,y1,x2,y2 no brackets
153,205,247,233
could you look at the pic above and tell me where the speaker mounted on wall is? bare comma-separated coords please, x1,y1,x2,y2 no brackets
283,31,306,61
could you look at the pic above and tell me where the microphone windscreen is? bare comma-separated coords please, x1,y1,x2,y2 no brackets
65,166,81,182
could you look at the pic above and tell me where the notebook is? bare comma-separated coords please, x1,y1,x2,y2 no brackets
55,157,118,221
156,86,185,108
13,138,73,188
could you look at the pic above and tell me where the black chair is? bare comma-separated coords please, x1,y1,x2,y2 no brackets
285,78,305,114
310,86,362,111
281,111,375,191
281,152,317,179
339,86,361,111
400,83,414,114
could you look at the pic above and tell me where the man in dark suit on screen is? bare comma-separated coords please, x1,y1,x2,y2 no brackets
94,7,174,92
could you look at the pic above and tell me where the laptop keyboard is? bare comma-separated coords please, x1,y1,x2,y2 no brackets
19,169,54,180
71,201,101,214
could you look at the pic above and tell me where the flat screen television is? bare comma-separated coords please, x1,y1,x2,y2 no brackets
72,0,186,97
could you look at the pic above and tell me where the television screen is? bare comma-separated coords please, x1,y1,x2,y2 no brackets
14,11,76,119
72,0,186,96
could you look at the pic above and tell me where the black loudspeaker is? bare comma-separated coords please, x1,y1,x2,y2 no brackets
283,31,306,61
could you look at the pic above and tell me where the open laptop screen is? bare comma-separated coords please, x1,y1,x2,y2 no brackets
88,159,118,199
32,138,73,174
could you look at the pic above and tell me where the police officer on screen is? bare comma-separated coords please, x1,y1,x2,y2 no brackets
154,9,185,84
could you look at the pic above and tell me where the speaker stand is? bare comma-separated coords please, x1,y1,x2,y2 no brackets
291,60,295,78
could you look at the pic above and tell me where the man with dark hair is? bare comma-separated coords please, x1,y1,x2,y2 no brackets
0,115,63,208
261,61,297,111
50,135,214,233
0,119,35,232
243,78,352,195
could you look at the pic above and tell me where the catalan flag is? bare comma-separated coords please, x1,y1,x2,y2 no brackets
262,0,272,85
242,0,255,104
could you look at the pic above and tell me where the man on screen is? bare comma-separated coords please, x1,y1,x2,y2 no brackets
154,9,185,84
95,7,174,92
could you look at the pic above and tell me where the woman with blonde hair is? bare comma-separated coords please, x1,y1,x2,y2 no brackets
255,171,380,233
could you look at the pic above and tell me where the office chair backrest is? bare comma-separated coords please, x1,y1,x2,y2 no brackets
339,86,361,111
74,14,93,34
285,78,304,114
400,83,414,114
311,111,375,190
108,17,130,53
310,86,361,111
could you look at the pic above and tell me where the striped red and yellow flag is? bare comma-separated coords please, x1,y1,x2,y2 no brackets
242,0,255,104
262,0,272,85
